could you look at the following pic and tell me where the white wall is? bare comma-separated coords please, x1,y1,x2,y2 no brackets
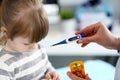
58,0,87,7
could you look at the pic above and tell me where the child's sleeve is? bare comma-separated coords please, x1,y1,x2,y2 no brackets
0,61,13,80
46,59,55,72
40,47,55,72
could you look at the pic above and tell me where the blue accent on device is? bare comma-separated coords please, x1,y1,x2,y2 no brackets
51,33,85,47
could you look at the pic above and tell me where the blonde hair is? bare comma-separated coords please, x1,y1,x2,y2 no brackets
0,0,49,44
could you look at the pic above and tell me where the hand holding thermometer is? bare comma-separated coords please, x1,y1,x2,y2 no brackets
51,33,85,47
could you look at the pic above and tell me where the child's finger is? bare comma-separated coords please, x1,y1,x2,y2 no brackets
56,74,61,80
46,73,51,79
52,72,57,80
41,79,47,80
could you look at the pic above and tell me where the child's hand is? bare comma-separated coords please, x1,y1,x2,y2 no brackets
44,71,61,80
67,71,91,80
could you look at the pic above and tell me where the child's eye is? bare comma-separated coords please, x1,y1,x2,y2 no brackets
24,43,30,45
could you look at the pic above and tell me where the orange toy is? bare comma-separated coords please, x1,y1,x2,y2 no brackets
69,61,85,78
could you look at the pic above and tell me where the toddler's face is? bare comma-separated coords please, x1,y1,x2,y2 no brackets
6,36,37,53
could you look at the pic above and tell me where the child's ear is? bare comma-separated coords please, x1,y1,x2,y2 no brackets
1,26,8,37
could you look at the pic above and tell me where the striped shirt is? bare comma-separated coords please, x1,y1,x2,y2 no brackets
0,44,55,80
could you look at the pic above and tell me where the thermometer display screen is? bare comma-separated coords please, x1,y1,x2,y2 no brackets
68,36,80,41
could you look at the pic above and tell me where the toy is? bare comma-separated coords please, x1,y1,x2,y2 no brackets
70,61,85,78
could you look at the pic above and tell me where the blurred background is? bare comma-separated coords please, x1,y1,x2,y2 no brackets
40,0,120,80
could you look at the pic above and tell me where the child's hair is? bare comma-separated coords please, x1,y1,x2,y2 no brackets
0,0,3,26
0,0,49,44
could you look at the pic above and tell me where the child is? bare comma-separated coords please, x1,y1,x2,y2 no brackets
0,0,60,80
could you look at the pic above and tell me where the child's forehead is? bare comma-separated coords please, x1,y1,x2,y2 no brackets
13,36,31,42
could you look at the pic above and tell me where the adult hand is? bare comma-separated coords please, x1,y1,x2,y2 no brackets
76,22,120,50
67,71,91,80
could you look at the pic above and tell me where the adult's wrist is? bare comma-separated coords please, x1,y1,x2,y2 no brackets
112,36,120,52
117,37,120,53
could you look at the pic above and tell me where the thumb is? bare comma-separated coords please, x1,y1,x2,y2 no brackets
77,36,96,44
45,73,52,79
85,74,91,80
67,71,83,80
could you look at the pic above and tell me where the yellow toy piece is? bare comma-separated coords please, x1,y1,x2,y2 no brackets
70,61,85,78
